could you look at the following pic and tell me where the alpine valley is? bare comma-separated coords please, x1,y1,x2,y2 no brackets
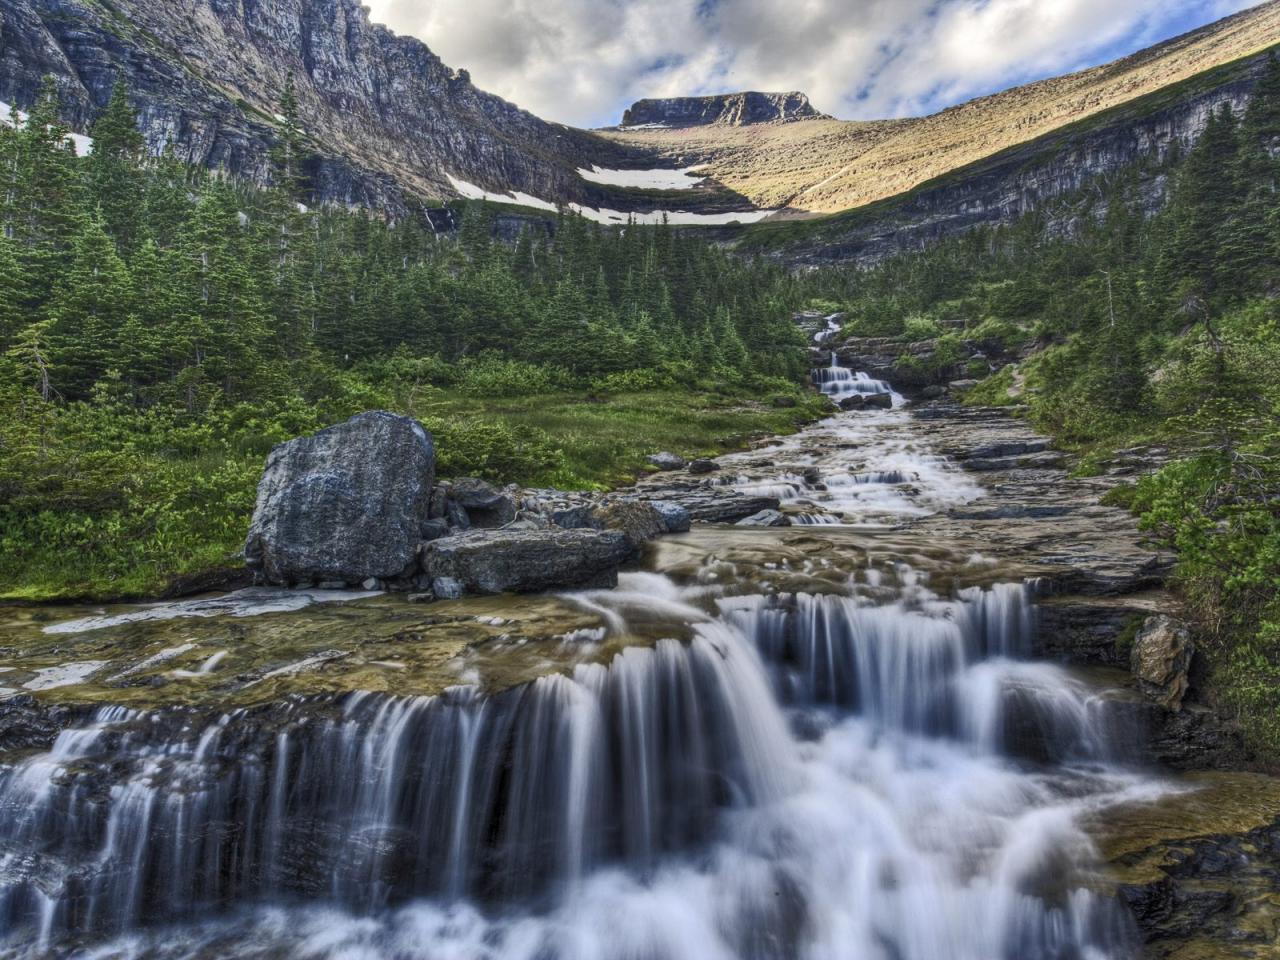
1,1,1279,959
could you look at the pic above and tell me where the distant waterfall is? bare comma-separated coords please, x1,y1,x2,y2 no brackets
812,353,893,400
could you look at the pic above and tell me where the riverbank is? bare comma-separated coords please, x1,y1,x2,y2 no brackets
0,384,827,605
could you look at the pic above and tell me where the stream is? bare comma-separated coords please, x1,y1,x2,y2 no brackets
0,344,1258,959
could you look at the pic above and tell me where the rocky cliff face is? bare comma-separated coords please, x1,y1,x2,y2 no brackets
620,91,826,128
765,51,1274,267
0,0,633,211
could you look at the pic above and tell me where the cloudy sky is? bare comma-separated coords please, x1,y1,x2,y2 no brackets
363,0,1262,128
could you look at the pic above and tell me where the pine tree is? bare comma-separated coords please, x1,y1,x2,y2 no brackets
86,79,147,252
0,234,32,346
48,210,134,396
13,78,84,299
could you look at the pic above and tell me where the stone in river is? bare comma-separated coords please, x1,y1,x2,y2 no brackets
647,451,687,471
244,411,434,585
419,529,633,595
688,458,720,475
736,509,791,527
593,500,668,554
648,500,692,533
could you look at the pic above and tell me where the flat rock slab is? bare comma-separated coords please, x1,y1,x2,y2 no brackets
420,529,634,594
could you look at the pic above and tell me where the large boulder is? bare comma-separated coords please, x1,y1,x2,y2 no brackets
245,412,435,585
1131,615,1195,711
419,529,633,595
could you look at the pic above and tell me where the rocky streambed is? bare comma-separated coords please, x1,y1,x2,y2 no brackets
0,347,1276,959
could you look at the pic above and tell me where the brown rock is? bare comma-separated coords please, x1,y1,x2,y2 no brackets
1131,615,1194,711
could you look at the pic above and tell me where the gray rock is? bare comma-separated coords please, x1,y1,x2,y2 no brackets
921,385,946,400
428,486,450,520
638,489,782,524
445,498,472,530
244,412,434,585
736,509,791,527
420,518,451,542
838,395,866,411
688,459,719,475
648,501,692,533
550,505,600,530
449,478,518,528
864,392,893,409
948,379,980,394
593,500,667,553
361,577,381,591
1132,615,1195,711
647,451,687,471
420,529,633,595
431,577,466,600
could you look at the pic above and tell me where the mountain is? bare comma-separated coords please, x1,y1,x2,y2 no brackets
602,1,1280,215
0,0,1277,232
619,92,827,128
0,0,641,212
739,46,1280,265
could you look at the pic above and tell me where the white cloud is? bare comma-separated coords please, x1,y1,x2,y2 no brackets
364,0,1265,127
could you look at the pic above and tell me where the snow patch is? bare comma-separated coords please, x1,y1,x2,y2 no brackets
447,174,559,213
577,165,706,190
447,173,773,225
569,204,774,226
1,100,93,155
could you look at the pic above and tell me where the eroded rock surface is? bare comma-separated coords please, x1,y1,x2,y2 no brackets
420,528,633,594
1132,615,1195,711
245,412,434,586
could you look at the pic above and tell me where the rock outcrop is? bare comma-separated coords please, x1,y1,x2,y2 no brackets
621,91,826,128
420,528,633,594
1132,615,1196,711
245,412,435,586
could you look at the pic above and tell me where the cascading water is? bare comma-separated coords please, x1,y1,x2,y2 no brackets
718,353,981,526
0,570,1151,959
812,353,894,402
0,341,1159,959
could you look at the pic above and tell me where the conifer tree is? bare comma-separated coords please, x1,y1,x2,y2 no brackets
86,79,147,252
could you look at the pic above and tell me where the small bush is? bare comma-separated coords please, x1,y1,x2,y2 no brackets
902,315,943,342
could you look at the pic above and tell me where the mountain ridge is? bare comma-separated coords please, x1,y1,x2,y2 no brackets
0,0,1277,230
603,0,1280,215
619,91,827,128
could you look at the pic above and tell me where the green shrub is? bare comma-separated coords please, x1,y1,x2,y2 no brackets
455,356,569,397
902,315,943,342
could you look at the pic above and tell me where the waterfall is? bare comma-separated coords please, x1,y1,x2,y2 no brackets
812,353,893,400
0,577,1142,959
